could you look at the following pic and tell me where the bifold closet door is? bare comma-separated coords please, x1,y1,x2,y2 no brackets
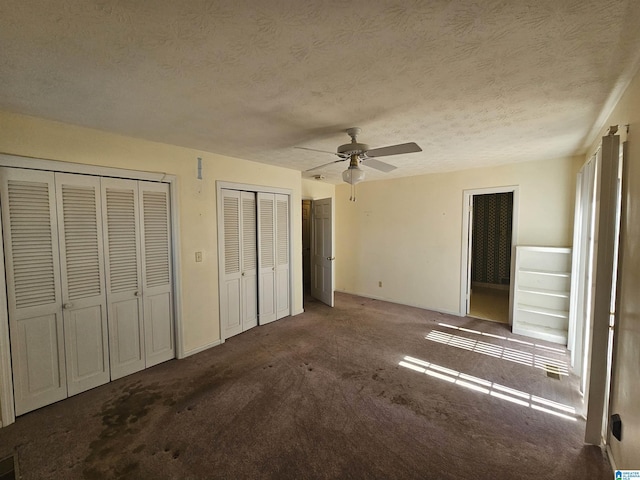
102,180,174,373
240,192,258,331
101,178,145,379
220,190,257,339
275,194,290,320
0,168,67,415
55,173,110,396
257,193,290,325
257,193,277,324
140,181,174,367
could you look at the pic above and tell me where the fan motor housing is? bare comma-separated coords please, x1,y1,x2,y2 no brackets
337,142,369,156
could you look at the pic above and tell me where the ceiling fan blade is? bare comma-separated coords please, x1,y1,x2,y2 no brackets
305,159,346,172
365,142,422,158
362,158,397,173
295,146,342,156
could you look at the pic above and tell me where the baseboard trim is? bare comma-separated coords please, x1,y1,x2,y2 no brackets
182,339,223,358
335,289,463,317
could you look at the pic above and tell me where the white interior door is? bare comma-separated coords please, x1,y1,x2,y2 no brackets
101,177,145,380
241,192,258,329
139,181,174,367
0,168,67,415
311,198,334,307
257,193,277,324
585,134,621,444
275,194,290,320
55,173,110,396
568,158,597,379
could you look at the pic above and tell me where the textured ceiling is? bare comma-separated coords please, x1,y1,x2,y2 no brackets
2,1,640,184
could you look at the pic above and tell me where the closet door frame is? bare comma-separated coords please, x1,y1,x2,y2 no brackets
216,181,294,343
0,153,183,428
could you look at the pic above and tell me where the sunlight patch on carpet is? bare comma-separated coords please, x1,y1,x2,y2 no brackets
427,328,569,376
399,355,577,421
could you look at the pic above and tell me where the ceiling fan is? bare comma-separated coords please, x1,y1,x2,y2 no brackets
297,127,422,201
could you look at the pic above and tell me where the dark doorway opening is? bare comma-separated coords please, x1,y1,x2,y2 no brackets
469,192,514,323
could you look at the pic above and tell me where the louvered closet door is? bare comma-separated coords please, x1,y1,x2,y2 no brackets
139,181,174,367
221,190,243,338
275,194,290,320
257,193,277,324
55,173,110,396
101,178,145,380
221,190,258,339
0,168,66,415
241,192,258,330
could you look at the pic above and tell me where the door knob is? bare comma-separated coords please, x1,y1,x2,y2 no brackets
327,257,335,261
241,272,245,276
63,303,73,309
134,291,141,297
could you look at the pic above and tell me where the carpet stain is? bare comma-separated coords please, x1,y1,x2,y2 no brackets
391,394,410,406
83,382,162,479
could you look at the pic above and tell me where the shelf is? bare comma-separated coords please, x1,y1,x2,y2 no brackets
519,268,570,278
512,322,568,345
517,287,570,298
513,246,572,345
517,304,569,319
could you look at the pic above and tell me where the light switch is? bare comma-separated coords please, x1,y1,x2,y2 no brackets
195,251,203,262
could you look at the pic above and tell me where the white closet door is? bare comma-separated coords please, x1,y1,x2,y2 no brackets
101,178,145,380
55,173,110,396
275,194,290,320
241,192,258,330
0,168,67,415
139,181,174,367
221,190,258,339
221,190,243,338
257,193,277,324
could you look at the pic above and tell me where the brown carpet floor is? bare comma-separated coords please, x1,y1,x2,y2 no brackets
0,293,610,479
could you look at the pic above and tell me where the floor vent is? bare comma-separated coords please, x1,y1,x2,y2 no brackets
545,364,562,380
0,455,16,480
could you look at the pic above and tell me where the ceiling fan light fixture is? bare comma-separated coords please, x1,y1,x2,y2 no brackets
342,165,365,185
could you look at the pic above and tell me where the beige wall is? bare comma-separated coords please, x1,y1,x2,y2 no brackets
335,156,579,314
0,110,303,354
592,68,640,469
301,178,335,200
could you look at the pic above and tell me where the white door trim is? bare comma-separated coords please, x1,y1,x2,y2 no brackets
0,195,14,427
0,154,183,427
460,186,520,320
216,181,294,343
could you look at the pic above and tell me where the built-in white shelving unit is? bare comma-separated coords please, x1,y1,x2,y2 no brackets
512,246,572,345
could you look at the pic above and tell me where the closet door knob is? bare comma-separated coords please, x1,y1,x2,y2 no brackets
134,291,141,297
63,303,73,310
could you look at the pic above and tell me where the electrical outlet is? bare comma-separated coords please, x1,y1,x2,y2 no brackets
195,251,203,263
378,281,382,287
